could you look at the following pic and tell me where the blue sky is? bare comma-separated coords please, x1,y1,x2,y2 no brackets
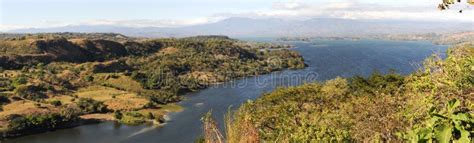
1,0,473,31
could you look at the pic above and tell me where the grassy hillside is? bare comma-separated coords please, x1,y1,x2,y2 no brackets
202,44,473,142
0,33,305,138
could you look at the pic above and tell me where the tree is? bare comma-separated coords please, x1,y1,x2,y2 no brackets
76,98,108,113
14,85,47,100
59,104,81,121
114,111,123,120
84,75,94,82
49,100,62,107
0,94,10,105
12,76,28,87
438,0,474,12
145,112,155,119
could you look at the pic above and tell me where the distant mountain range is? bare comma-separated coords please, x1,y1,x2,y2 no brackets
9,17,474,37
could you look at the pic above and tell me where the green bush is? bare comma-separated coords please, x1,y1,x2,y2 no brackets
114,111,123,120
349,71,405,96
0,78,14,92
84,75,94,82
12,76,28,87
119,112,147,125
14,85,48,101
400,99,473,142
49,100,62,107
7,112,78,133
0,94,10,105
76,98,108,114
145,112,155,119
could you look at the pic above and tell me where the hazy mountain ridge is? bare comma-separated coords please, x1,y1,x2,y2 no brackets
368,31,474,44
9,18,474,37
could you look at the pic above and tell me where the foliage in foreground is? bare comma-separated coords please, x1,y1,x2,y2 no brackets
202,45,473,142
400,99,473,143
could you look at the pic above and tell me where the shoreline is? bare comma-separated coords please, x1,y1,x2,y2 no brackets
0,113,169,140
0,65,305,140
0,103,183,140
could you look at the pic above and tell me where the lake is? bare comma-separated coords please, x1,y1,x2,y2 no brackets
3,40,448,143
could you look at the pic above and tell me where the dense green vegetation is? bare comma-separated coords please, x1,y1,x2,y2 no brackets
203,45,473,142
0,33,305,138
127,38,304,97
76,98,108,114
7,105,81,136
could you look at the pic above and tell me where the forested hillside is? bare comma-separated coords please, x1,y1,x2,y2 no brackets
202,44,473,142
0,33,305,138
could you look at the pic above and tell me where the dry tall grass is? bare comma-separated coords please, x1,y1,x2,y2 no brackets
202,110,260,143
225,110,260,143
202,111,224,143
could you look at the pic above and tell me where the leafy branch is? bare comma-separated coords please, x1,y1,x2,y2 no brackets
438,0,474,13
400,99,473,143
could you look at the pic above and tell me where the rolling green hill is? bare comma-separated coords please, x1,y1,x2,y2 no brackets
0,33,305,138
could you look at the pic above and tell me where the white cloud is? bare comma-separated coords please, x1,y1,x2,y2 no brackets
219,0,474,22
0,17,223,32
1,0,473,32
323,2,353,10
272,0,307,10
78,17,220,28
330,10,474,22
0,25,29,32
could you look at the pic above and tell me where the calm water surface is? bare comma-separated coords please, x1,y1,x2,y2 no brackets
4,40,448,143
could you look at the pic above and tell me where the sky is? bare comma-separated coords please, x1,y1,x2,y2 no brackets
0,0,473,31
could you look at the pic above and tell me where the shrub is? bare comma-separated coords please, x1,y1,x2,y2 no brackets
12,76,28,87
0,78,14,92
349,71,404,96
145,112,154,119
0,94,10,105
7,112,78,133
76,98,107,114
59,104,81,120
119,112,146,125
400,99,473,142
84,75,94,82
49,100,62,107
114,111,123,120
14,85,48,101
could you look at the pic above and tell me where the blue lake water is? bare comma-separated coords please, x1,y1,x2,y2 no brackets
4,40,448,143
